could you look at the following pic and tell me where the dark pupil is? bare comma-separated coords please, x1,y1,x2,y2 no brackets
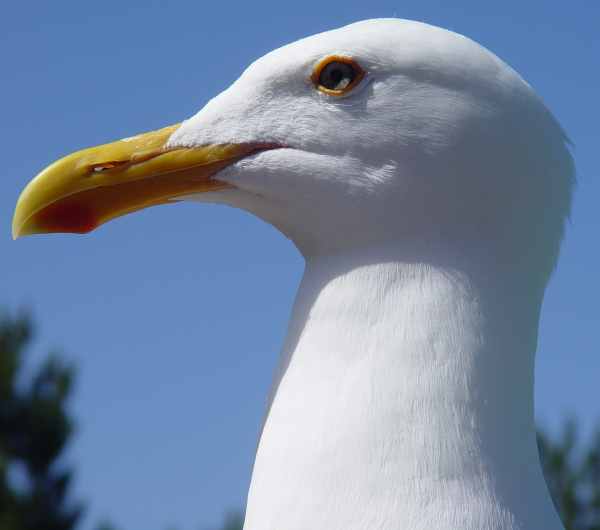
319,62,355,90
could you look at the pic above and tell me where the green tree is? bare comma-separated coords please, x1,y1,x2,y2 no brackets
0,311,82,530
3,310,599,530
538,421,600,530
218,511,243,530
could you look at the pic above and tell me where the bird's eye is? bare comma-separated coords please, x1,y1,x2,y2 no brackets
311,56,365,96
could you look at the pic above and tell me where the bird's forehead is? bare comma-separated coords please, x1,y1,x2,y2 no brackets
240,18,504,84
170,18,529,150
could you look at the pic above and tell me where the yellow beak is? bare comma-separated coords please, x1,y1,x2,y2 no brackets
12,123,275,239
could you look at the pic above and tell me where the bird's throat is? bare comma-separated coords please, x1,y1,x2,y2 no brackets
244,244,563,530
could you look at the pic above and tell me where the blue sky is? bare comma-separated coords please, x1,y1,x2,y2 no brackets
1,1,598,529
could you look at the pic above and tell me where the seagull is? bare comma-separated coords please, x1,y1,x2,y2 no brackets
13,18,574,530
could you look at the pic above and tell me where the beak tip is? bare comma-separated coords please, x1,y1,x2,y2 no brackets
12,218,21,240
12,199,27,239
12,224,24,240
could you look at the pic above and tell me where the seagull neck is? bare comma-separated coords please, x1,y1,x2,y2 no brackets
245,244,562,530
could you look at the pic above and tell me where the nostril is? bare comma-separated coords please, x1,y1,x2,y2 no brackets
90,161,128,173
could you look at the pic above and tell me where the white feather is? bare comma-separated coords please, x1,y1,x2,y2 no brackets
172,18,574,530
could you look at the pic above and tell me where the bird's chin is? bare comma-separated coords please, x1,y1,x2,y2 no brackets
176,147,294,203
174,148,315,249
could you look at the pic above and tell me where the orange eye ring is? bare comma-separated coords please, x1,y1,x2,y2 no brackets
311,55,366,96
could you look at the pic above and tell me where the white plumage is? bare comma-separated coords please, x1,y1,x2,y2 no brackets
15,17,575,530
169,19,574,530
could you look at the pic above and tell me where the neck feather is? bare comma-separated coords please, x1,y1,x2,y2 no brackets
244,244,562,530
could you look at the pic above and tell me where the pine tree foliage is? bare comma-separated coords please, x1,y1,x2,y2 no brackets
0,311,82,530
538,420,600,530
219,511,244,530
2,310,599,530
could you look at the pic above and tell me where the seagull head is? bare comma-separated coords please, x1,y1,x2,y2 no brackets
13,19,573,282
